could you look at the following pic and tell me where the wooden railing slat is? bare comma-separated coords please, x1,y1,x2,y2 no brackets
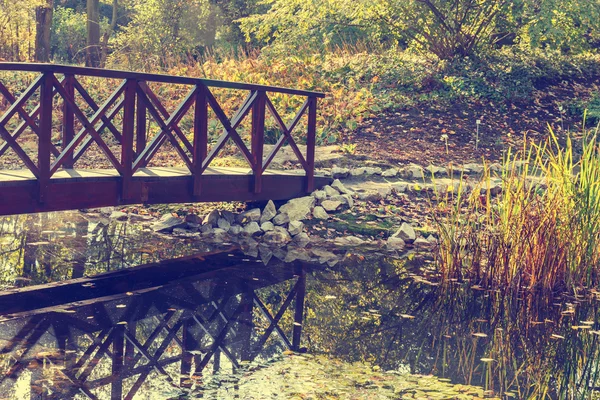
0,62,326,98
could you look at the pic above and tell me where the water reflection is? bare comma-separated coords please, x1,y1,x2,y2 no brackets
1,211,599,398
306,253,600,398
0,211,215,290
0,251,309,399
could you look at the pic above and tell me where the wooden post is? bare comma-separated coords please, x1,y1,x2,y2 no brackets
121,79,136,201
192,85,208,198
292,264,307,351
111,325,125,399
305,97,317,192
239,286,254,363
135,86,146,159
38,72,53,204
181,318,195,388
251,91,265,194
62,74,75,168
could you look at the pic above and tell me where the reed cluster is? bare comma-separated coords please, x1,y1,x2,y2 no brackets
435,124,600,292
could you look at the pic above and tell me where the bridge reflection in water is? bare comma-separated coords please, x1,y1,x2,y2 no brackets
0,251,310,399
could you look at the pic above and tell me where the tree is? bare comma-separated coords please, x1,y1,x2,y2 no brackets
34,0,53,62
86,0,101,67
239,0,509,59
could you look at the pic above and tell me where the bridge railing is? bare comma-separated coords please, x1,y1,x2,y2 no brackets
0,63,324,203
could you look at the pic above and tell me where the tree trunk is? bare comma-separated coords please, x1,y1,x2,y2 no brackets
100,0,118,67
34,0,53,62
86,0,101,67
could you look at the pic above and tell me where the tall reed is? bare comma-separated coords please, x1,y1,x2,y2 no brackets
435,125,600,292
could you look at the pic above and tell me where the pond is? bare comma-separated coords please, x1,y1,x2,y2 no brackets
0,211,598,399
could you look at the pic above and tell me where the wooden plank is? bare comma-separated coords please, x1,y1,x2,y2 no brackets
0,62,326,98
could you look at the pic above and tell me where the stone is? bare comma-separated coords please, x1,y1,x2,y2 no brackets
261,221,275,232
342,194,354,208
350,168,365,177
221,210,236,224
238,208,261,224
393,223,416,243
329,194,347,204
312,190,327,201
284,248,312,263
110,211,128,221
427,235,438,244
288,220,304,236
407,164,424,179
382,168,398,178
186,222,200,231
153,214,186,233
185,213,202,224
259,246,273,265
263,226,292,245
229,225,243,235
464,163,484,174
386,237,405,251
321,200,343,212
357,191,382,202
203,209,220,227
293,232,311,247
315,168,332,177
273,212,290,226
172,228,197,237
414,236,434,249
323,185,340,197
200,224,214,235
278,196,315,221
331,167,350,179
391,182,408,194
425,165,447,177
212,228,227,238
217,218,231,231
312,206,329,220
311,248,337,264
489,163,503,173
334,236,365,246
331,179,352,195
260,200,277,224
243,222,261,236
364,167,382,175
377,186,392,198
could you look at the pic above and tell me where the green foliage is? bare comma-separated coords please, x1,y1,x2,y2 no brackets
0,0,43,61
50,7,89,64
518,0,600,53
109,0,218,68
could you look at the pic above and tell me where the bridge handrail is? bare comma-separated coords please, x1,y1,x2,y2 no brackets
0,63,326,98
0,62,321,205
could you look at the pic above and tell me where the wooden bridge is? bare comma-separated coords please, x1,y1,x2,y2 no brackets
0,63,328,216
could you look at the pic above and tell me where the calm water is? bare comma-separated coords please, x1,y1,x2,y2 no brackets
0,211,599,399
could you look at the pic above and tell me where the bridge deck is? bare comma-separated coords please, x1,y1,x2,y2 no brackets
0,167,330,215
